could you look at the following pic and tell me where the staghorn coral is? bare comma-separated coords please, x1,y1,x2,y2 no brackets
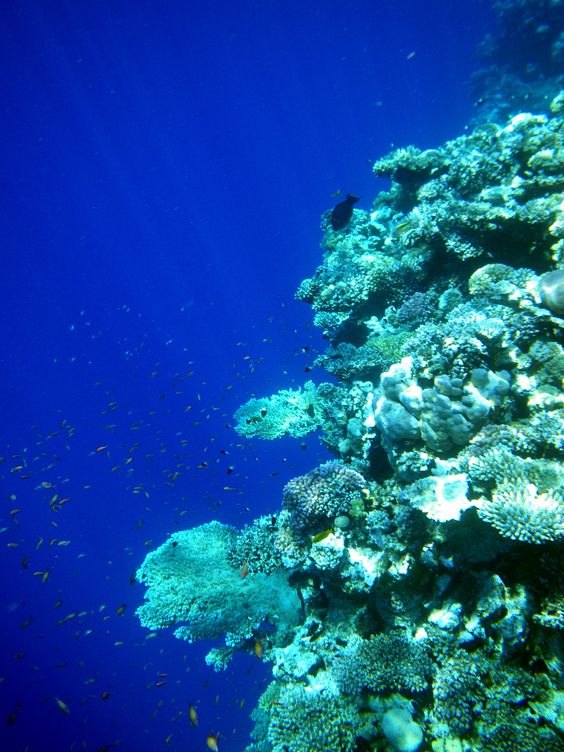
466,446,563,492
477,480,564,543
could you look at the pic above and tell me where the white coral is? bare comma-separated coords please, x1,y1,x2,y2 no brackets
478,481,564,543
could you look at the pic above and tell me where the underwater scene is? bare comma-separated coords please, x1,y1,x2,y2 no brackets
1,0,563,751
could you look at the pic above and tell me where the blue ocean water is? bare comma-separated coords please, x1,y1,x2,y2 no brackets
0,1,497,750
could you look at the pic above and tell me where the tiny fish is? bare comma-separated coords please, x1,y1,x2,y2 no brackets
188,703,198,726
7,700,21,726
54,697,70,715
207,734,219,751
254,639,263,660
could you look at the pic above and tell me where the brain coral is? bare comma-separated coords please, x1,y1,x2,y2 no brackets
282,461,366,533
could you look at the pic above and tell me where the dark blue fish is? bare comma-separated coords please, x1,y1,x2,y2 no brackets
331,194,359,230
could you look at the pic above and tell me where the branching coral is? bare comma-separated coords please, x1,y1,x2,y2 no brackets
334,633,432,696
477,480,564,543
266,685,357,752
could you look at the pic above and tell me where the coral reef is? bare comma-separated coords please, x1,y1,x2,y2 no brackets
472,0,564,123
137,57,564,752
334,633,432,696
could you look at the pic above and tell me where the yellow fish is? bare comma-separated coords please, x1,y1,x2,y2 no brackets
311,528,333,544
54,697,70,715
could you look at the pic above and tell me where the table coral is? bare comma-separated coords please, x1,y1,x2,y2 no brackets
234,380,323,439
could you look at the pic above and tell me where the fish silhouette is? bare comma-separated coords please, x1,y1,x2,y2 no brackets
331,194,359,230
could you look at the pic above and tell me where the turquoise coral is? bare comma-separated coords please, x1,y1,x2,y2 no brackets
135,522,300,668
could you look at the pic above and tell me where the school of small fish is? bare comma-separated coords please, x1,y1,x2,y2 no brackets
1,303,320,750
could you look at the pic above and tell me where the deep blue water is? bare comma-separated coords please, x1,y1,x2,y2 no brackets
1,1,495,750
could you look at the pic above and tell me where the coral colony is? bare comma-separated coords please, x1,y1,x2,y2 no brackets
137,4,564,750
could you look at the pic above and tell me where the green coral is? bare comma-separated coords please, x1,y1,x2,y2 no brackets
234,380,322,439
314,336,410,382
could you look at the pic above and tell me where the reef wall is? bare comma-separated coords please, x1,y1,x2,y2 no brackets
137,4,564,750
